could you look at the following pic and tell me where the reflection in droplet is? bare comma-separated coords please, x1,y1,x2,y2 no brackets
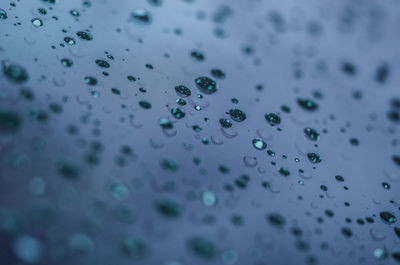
31,18,43,27
252,139,267,150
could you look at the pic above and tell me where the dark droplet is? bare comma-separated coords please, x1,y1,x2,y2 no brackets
229,109,246,122
265,113,281,126
2,60,29,83
130,9,152,25
156,199,183,218
307,153,322,164
120,237,149,259
210,68,226,79
64,37,76,45
58,162,80,180
297,98,319,111
61,58,74,67
0,110,22,133
393,253,400,263
394,227,400,239
267,213,286,228
376,64,389,83
139,101,152,109
252,139,267,150
380,211,396,224
171,108,185,119
160,159,178,172
341,227,353,238
84,76,98,86
392,155,400,167
190,50,205,61
304,128,320,141
0,9,8,20
278,167,290,176
219,118,232,128
187,236,216,259
175,85,191,97
95,59,110,68
76,31,93,40
195,76,218,95
335,175,344,182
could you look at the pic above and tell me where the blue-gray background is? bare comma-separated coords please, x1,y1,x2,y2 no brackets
0,0,400,264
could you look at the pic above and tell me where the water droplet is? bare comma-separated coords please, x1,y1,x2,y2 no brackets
148,0,162,6
13,235,43,263
380,211,396,224
161,159,178,172
335,175,344,182
210,68,226,79
382,182,390,190
76,31,93,40
252,139,267,150
267,213,285,228
31,18,43,27
0,9,8,20
304,128,320,141
64,37,76,45
219,118,232,128
156,199,182,218
120,237,149,259
297,98,319,111
341,227,353,238
171,108,185,119
278,167,290,176
84,76,98,86
265,113,281,126
307,153,322,164
61,58,73,67
186,236,215,260
394,227,400,238
0,110,22,133
130,9,152,25
2,61,29,83
229,109,246,122
175,85,191,97
95,59,110,68
70,9,80,17
108,181,129,200
373,248,388,260
195,76,217,95
190,50,205,61
139,100,152,109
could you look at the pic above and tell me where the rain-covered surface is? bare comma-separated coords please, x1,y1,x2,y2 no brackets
0,0,400,264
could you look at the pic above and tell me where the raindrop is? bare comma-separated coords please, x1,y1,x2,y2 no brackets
175,85,191,97
229,109,246,122
380,211,396,224
195,76,218,95
2,61,29,83
265,113,281,126
297,98,319,111
252,139,267,150
0,9,8,20
304,128,320,141
130,9,152,25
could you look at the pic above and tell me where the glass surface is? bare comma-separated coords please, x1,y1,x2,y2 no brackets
0,0,400,264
